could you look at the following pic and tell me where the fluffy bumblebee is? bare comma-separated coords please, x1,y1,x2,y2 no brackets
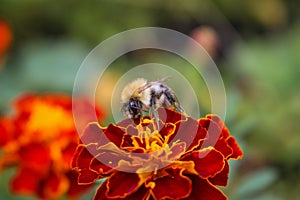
121,77,184,122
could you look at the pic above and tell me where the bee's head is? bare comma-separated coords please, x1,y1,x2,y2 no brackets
121,98,143,119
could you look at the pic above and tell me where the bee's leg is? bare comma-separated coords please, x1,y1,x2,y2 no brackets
153,109,160,130
150,95,160,130
164,91,185,113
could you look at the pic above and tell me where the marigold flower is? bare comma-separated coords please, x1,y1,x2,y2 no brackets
0,93,104,199
72,108,243,200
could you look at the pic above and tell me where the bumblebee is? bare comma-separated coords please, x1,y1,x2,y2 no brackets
121,77,184,122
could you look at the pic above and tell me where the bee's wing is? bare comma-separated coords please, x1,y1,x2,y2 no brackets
138,77,170,93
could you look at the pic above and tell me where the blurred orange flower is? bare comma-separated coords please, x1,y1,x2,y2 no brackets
72,108,243,200
0,20,12,67
191,26,219,58
0,93,104,199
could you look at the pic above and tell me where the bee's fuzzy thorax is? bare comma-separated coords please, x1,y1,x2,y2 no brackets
121,77,184,120
121,78,147,103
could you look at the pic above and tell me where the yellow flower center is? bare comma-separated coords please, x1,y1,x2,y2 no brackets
131,123,166,153
26,101,74,141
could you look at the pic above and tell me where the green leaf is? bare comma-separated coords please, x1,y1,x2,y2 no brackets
235,168,278,198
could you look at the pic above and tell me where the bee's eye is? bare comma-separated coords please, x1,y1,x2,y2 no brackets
129,101,135,107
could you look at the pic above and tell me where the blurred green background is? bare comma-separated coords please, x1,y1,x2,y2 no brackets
1,0,300,199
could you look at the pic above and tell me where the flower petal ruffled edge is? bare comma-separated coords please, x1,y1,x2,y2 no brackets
181,147,225,179
106,171,144,199
150,167,192,200
183,175,228,200
94,178,150,200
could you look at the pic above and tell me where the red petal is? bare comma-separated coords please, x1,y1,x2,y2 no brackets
183,176,227,200
200,115,243,160
41,170,68,199
139,117,157,131
121,134,134,149
71,145,84,169
104,124,126,147
159,122,176,139
227,136,243,159
0,118,14,146
117,118,140,127
192,126,208,149
221,125,230,140
94,179,150,200
199,118,223,147
94,179,109,200
77,169,100,184
152,167,192,199
123,184,150,200
206,115,224,130
181,148,225,179
90,154,112,175
168,142,186,160
129,135,150,150
206,114,244,146
72,144,101,184
206,115,230,139
72,143,97,169
66,170,93,197
90,150,131,175
164,117,202,151
106,171,142,198
13,94,35,113
174,118,198,143
206,137,233,159
158,108,187,124
183,119,207,151
62,142,78,166
209,161,229,186
11,167,41,195
19,143,51,171
80,123,107,146
125,125,139,136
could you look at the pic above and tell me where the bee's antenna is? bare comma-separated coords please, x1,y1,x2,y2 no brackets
138,84,152,93
157,77,170,83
